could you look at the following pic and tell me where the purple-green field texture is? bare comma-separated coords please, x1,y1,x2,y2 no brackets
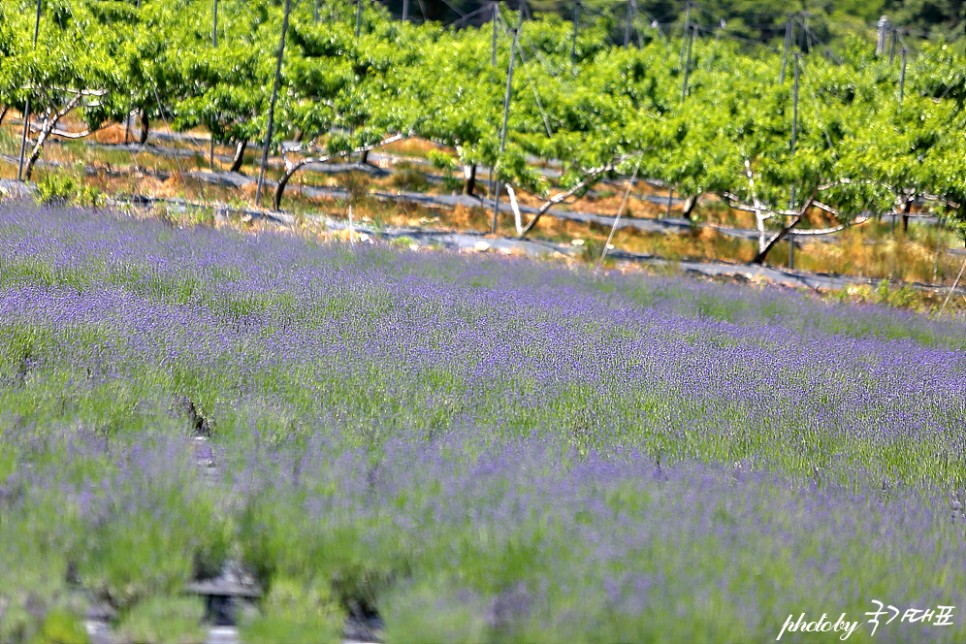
1,203,964,642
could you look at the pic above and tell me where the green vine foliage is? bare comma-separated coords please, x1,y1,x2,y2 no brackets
0,1,963,229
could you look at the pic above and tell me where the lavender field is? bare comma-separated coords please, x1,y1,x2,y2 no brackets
1,202,964,643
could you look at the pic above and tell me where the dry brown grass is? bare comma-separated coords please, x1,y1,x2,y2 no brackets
0,162,18,180
569,193,659,218
794,229,963,285
91,124,130,145
447,203,491,231
382,137,450,158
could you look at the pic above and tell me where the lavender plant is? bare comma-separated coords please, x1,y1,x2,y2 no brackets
0,202,963,642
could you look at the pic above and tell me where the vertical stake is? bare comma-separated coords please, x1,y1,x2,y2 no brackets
680,25,693,102
492,2,498,67
210,0,218,169
314,0,319,23
488,1,499,209
898,47,907,105
876,15,889,57
17,0,42,182
571,1,580,62
800,10,809,52
403,0,409,22
126,0,142,145
491,6,524,234
889,29,897,63
624,0,634,48
789,52,800,269
790,53,800,162
779,14,793,83
255,0,293,206
356,0,362,38
678,1,691,68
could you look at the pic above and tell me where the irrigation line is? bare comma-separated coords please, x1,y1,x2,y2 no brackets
496,11,555,75
938,255,966,316
896,29,956,101
638,7,667,39
450,5,492,28
801,14,814,53
799,19,843,64
152,86,210,205
151,87,186,182
512,46,553,137
573,4,626,49
796,61,838,157
493,10,558,131
437,0,466,18
597,159,641,267
415,0,428,23
702,23,784,50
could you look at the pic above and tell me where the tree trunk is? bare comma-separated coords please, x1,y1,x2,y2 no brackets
681,195,698,220
463,164,477,196
274,165,297,211
0,105,8,127
23,128,51,181
230,140,247,172
752,218,801,265
272,133,405,211
751,202,811,265
138,110,149,145
901,196,913,233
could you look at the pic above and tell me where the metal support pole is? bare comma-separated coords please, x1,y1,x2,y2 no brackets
356,0,363,37
255,0,293,206
779,15,792,84
491,7,523,234
210,0,218,169
680,25,693,102
571,1,579,62
678,1,691,68
403,0,409,21
789,52,800,268
624,0,634,48
790,53,800,162
876,15,889,57
800,10,809,52
899,47,907,105
17,0,42,182
492,2,498,67
126,0,143,145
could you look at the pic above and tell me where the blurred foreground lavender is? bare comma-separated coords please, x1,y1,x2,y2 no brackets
1,203,964,642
